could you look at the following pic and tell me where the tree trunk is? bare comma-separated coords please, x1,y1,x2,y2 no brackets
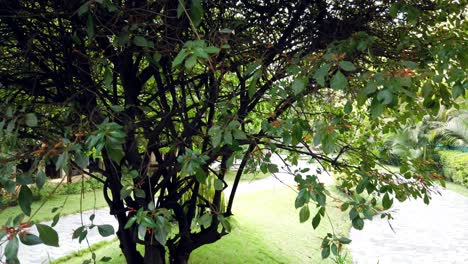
171,253,189,264
144,242,166,264
116,229,143,263
115,213,144,264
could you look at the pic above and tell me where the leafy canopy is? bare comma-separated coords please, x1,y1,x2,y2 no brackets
0,0,466,263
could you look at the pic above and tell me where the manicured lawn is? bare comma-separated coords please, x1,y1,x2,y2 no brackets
444,181,468,197
223,170,270,184
0,190,107,224
52,186,351,263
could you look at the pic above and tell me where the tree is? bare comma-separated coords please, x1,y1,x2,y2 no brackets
0,0,466,263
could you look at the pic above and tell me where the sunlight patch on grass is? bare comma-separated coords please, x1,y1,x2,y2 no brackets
52,186,351,263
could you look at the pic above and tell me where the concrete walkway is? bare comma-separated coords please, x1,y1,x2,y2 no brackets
1,156,328,263
10,209,118,264
349,188,468,264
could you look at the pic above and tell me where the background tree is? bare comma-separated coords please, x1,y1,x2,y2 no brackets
0,0,466,263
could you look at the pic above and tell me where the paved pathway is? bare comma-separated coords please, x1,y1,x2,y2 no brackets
1,209,118,264
1,156,329,263
349,188,468,264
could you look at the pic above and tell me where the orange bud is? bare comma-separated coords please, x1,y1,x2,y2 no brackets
271,120,281,128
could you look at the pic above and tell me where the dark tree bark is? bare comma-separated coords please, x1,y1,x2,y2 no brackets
1,0,450,262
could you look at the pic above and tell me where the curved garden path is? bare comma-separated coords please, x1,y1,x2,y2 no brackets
10,209,118,264
349,188,468,264
5,157,325,263
6,157,467,264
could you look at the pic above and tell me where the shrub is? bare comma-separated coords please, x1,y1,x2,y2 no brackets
438,150,468,187
32,177,103,199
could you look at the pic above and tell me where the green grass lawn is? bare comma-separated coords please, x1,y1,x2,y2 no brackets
444,181,468,197
223,170,270,184
0,190,107,224
52,186,351,264
0,170,266,225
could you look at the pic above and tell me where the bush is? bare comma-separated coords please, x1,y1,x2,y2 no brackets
438,150,468,187
33,177,103,199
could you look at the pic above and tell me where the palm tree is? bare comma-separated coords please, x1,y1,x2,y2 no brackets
429,110,468,146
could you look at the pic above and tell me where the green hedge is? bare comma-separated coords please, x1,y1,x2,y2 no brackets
438,150,468,187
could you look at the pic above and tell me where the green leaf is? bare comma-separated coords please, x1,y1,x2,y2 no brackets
338,237,352,244
74,151,89,169
172,49,187,68
330,71,348,90
133,36,148,47
382,193,393,210
154,226,169,245
402,60,418,69
5,236,19,260
356,177,369,194
423,194,430,205
205,46,220,54
185,55,198,69
77,2,90,16
125,216,137,229
352,217,364,230
421,82,432,97
20,233,43,246
117,31,129,46
73,226,85,239
193,47,209,59
19,185,33,216
98,225,115,237
291,78,306,95
17,174,33,185
370,101,384,119
79,230,88,243
267,164,279,173
199,213,212,228
217,215,232,233
25,113,38,127
232,129,247,140
86,14,95,39
176,1,185,18
248,71,261,98
313,64,330,87
36,223,59,247
452,85,464,99
312,213,321,229
100,256,112,262
389,4,399,18
51,213,60,227
134,188,146,198
338,61,356,71
377,90,393,105
331,243,339,256
349,208,358,220
321,245,330,259
208,126,222,147
299,205,310,223
344,102,353,114
223,130,233,145
56,151,69,171
106,146,124,164
190,0,204,27
295,189,309,208
36,171,47,189
214,179,224,191
340,202,349,211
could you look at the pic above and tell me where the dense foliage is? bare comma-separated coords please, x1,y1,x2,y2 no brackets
0,1,466,263
438,150,468,187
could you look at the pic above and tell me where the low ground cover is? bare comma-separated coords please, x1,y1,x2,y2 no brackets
52,186,351,264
